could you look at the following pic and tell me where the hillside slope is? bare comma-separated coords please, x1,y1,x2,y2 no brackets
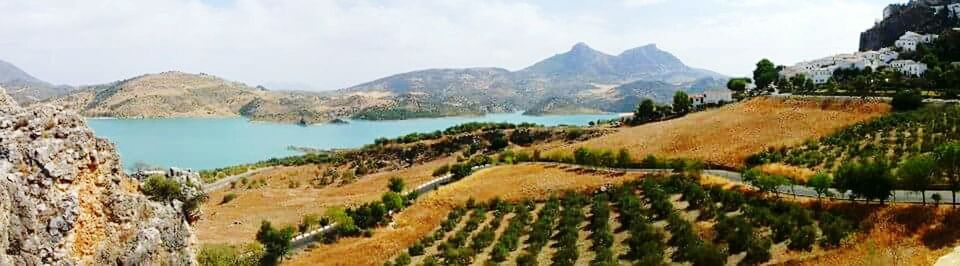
46,43,728,121
550,96,891,168
0,59,73,103
48,71,391,123
343,43,728,115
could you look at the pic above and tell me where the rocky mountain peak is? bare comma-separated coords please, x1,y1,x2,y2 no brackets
569,42,600,54
0,90,196,264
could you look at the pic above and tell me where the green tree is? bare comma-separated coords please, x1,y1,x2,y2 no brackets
753,59,779,90
255,221,296,265
673,91,693,114
388,177,405,193
382,191,405,211
935,143,960,207
450,163,473,180
727,77,752,101
891,89,924,111
635,98,657,122
898,154,937,205
743,169,789,198
809,172,833,201
835,159,894,204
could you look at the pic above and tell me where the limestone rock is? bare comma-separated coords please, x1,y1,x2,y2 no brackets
0,87,196,265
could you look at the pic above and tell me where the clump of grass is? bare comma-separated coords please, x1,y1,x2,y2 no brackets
221,193,237,205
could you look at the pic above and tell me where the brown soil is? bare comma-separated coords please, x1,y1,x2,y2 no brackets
547,96,889,168
284,164,648,266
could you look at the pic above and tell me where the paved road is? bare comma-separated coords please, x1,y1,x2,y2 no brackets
531,162,955,204
288,164,492,251
203,167,276,193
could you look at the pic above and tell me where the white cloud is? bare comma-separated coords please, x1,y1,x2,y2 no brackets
0,0,890,90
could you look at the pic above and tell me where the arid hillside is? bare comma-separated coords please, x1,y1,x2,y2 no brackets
549,96,891,168
47,71,397,123
197,157,456,244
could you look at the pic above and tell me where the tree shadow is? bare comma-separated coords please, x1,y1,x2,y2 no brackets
921,208,960,249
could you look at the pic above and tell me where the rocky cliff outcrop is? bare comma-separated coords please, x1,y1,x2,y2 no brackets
0,87,196,265
859,1,959,51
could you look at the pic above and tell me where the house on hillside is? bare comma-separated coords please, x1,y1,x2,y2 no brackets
780,48,900,85
890,60,928,76
689,93,706,106
895,31,939,51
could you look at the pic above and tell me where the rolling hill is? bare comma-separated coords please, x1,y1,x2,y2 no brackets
47,71,378,124
48,43,728,122
342,43,728,116
0,59,74,104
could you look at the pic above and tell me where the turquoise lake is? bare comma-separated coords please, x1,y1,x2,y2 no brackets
86,113,619,171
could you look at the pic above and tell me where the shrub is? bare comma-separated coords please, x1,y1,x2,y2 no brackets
298,214,321,233
788,225,817,251
450,163,473,180
221,193,237,205
142,175,183,202
382,192,405,211
819,214,852,248
891,90,924,111
393,253,411,266
432,164,451,177
198,243,264,266
388,177,405,193
687,242,726,266
743,237,772,265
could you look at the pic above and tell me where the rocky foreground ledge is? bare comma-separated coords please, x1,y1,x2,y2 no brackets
0,87,196,265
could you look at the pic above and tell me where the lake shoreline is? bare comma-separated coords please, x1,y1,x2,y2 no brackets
86,112,619,171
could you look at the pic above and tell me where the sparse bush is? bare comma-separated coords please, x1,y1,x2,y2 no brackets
388,177,405,193
788,225,817,251
221,193,237,205
142,175,183,203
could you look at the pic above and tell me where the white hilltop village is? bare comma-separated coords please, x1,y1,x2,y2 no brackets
780,0,959,85
781,31,937,85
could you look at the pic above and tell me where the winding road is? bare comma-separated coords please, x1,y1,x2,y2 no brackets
203,166,277,193
530,162,956,205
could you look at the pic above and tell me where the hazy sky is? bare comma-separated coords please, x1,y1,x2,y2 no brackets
0,0,895,90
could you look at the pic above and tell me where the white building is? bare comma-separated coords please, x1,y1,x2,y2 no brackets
889,60,928,76
895,31,939,51
780,48,900,85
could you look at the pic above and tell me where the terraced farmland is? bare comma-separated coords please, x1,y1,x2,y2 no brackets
749,103,960,172
386,174,857,266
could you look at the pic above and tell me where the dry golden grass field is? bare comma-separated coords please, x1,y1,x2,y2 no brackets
196,157,456,244
548,96,890,168
285,164,647,266
791,204,960,266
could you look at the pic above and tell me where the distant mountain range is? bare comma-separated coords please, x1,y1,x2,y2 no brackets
342,43,728,117
0,59,74,104
15,42,728,123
